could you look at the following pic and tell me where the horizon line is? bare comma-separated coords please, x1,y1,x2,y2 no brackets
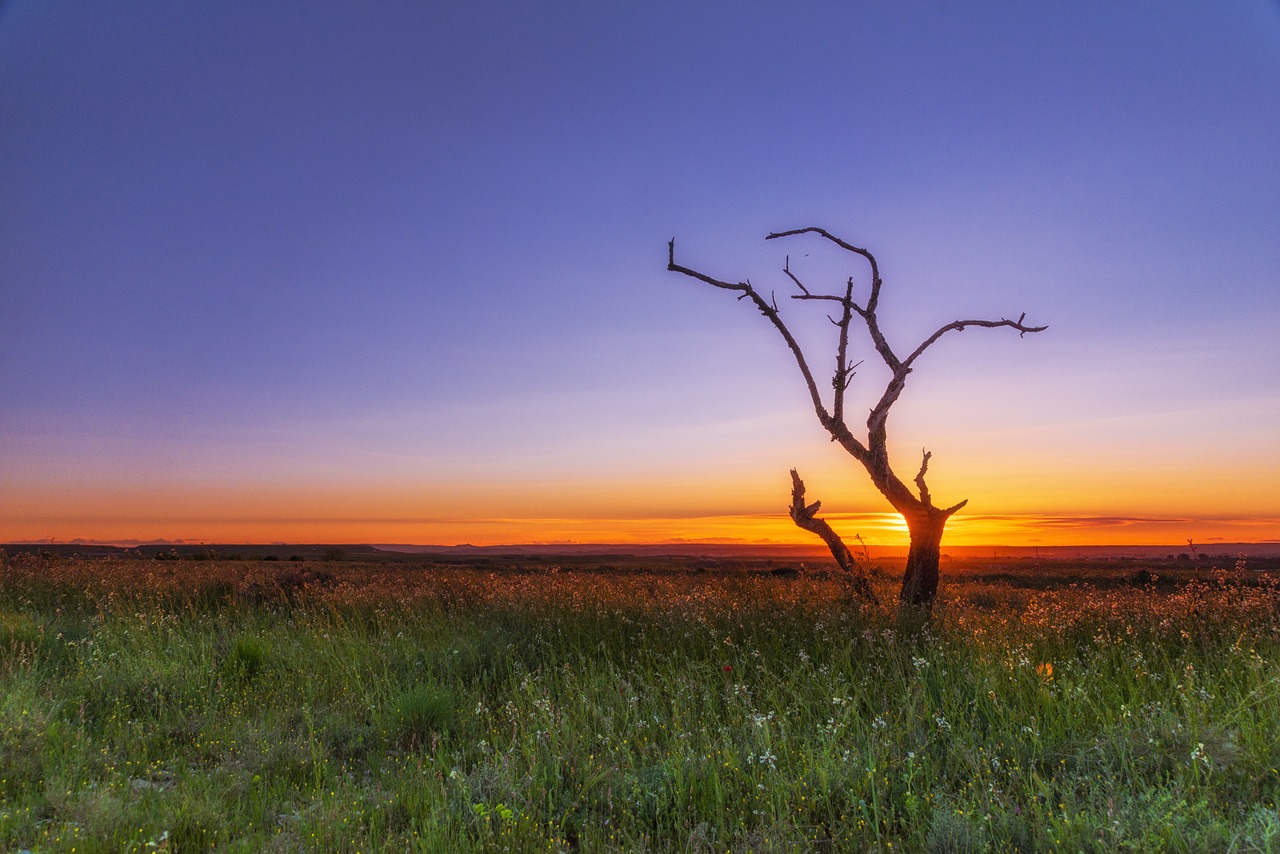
7,538,1279,554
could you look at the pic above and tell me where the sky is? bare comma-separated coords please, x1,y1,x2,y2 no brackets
2,1,1279,548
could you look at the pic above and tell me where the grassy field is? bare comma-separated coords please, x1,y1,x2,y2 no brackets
2,553,1279,852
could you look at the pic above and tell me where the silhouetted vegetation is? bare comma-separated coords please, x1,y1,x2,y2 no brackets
669,229,1045,614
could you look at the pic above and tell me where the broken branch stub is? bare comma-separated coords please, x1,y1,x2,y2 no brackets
789,469,878,605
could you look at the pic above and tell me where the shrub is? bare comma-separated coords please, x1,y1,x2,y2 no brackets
224,635,266,680
396,685,456,746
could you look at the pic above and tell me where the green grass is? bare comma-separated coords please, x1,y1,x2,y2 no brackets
1,554,1279,851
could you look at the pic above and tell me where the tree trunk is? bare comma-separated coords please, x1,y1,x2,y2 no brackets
898,509,948,613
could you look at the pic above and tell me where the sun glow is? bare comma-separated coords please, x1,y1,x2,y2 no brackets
7,501,1278,550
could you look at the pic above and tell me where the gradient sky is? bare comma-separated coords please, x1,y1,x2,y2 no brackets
3,2,1279,547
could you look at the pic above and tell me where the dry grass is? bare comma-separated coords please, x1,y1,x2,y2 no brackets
1,552,1278,851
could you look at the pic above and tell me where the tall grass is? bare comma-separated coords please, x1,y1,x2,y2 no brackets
1,555,1278,851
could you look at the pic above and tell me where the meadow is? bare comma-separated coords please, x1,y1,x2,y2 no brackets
1,552,1279,852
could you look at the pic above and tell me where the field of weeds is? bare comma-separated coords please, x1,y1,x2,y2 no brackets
2,553,1279,852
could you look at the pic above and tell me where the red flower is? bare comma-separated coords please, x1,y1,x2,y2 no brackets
723,665,732,672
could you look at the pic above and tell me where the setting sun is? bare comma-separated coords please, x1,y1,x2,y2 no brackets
2,3,1277,555
2,4,1279,848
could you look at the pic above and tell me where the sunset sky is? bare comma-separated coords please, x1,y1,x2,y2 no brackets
3,2,1279,548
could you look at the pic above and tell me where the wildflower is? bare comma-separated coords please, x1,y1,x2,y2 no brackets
751,749,777,770
723,665,732,672
1035,662,1054,682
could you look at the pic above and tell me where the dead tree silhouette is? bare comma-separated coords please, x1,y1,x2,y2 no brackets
668,227,1046,615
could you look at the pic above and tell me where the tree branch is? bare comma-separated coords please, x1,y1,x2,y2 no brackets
789,469,878,605
911,447,969,518
781,255,811,296
867,369,909,451
904,313,1048,369
832,277,856,425
792,293,857,306
766,227,880,288
914,449,933,507
768,227,900,370
668,238,871,460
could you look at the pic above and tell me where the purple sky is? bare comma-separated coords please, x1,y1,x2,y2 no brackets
3,2,1279,545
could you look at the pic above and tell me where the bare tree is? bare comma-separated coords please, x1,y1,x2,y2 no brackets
668,227,1045,614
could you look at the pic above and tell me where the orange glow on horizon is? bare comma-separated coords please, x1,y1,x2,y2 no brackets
6,456,1279,549
5,510,1279,549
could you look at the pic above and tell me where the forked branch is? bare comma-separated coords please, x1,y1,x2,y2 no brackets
668,238,872,460
770,228,901,372
831,276,857,424
789,469,878,604
915,449,933,506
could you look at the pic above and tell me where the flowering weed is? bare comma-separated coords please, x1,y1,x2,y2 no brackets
0,555,1277,850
